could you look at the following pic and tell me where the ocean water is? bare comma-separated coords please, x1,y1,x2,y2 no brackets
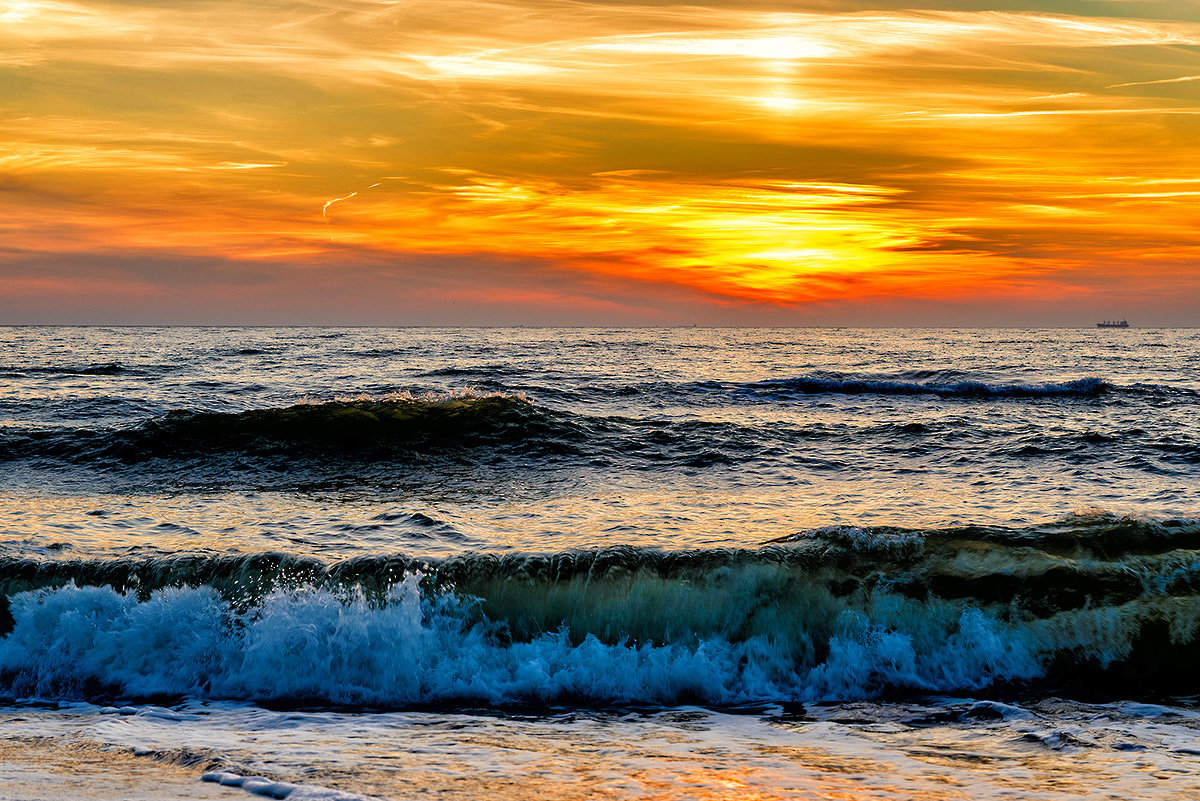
1,326,1198,800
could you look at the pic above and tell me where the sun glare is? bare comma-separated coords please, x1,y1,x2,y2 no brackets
756,93,805,112
584,34,835,60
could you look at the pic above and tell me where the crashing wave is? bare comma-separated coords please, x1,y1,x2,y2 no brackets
3,517,1200,706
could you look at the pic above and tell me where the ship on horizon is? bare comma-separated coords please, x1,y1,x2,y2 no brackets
1096,319,1129,328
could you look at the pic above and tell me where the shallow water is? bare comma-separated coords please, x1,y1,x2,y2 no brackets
1,326,1198,798
6,698,1200,800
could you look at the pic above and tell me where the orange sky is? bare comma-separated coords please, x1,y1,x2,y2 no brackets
2,0,1199,324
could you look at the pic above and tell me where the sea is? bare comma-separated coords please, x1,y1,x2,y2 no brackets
1,326,1198,800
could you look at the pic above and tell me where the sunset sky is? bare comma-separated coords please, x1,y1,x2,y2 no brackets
3,0,1198,325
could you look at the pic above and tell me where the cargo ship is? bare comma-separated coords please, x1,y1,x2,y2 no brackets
1096,320,1129,328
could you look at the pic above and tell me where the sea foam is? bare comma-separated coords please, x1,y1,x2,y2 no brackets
0,575,1063,707
5,524,1200,707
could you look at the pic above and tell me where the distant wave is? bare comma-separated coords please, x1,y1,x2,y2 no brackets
416,365,530,378
0,387,1192,477
1002,430,1200,465
397,371,1120,403
0,395,794,471
0,395,595,463
729,374,1110,399
1,362,147,377
123,395,586,457
679,373,1200,403
3,515,1198,707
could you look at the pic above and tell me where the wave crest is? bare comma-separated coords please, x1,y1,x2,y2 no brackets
735,374,1109,399
4,518,1200,706
2,362,146,377
4,395,591,462
0,577,1039,706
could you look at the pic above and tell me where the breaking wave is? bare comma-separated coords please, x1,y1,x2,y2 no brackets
3,515,1199,707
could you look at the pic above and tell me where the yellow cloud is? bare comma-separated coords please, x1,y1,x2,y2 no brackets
3,0,1199,317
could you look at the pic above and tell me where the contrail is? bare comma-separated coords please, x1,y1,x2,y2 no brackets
322,180,385,241
1106,74,1200,89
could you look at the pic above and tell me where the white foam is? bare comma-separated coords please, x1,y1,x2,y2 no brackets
810,525,926,556
0,575,1131,706
202,770,379,801
965,700,1037,721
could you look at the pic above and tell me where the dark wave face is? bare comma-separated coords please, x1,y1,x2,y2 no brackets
707,374,1111,399
0,395,757,471
87,395,589,459
668,374,1199,408
0,392,856,479
2,385,1196,492
2,515,1198,707
1,362,147,377
0,395,564,460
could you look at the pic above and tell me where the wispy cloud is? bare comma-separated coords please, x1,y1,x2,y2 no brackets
3,0,1199,321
